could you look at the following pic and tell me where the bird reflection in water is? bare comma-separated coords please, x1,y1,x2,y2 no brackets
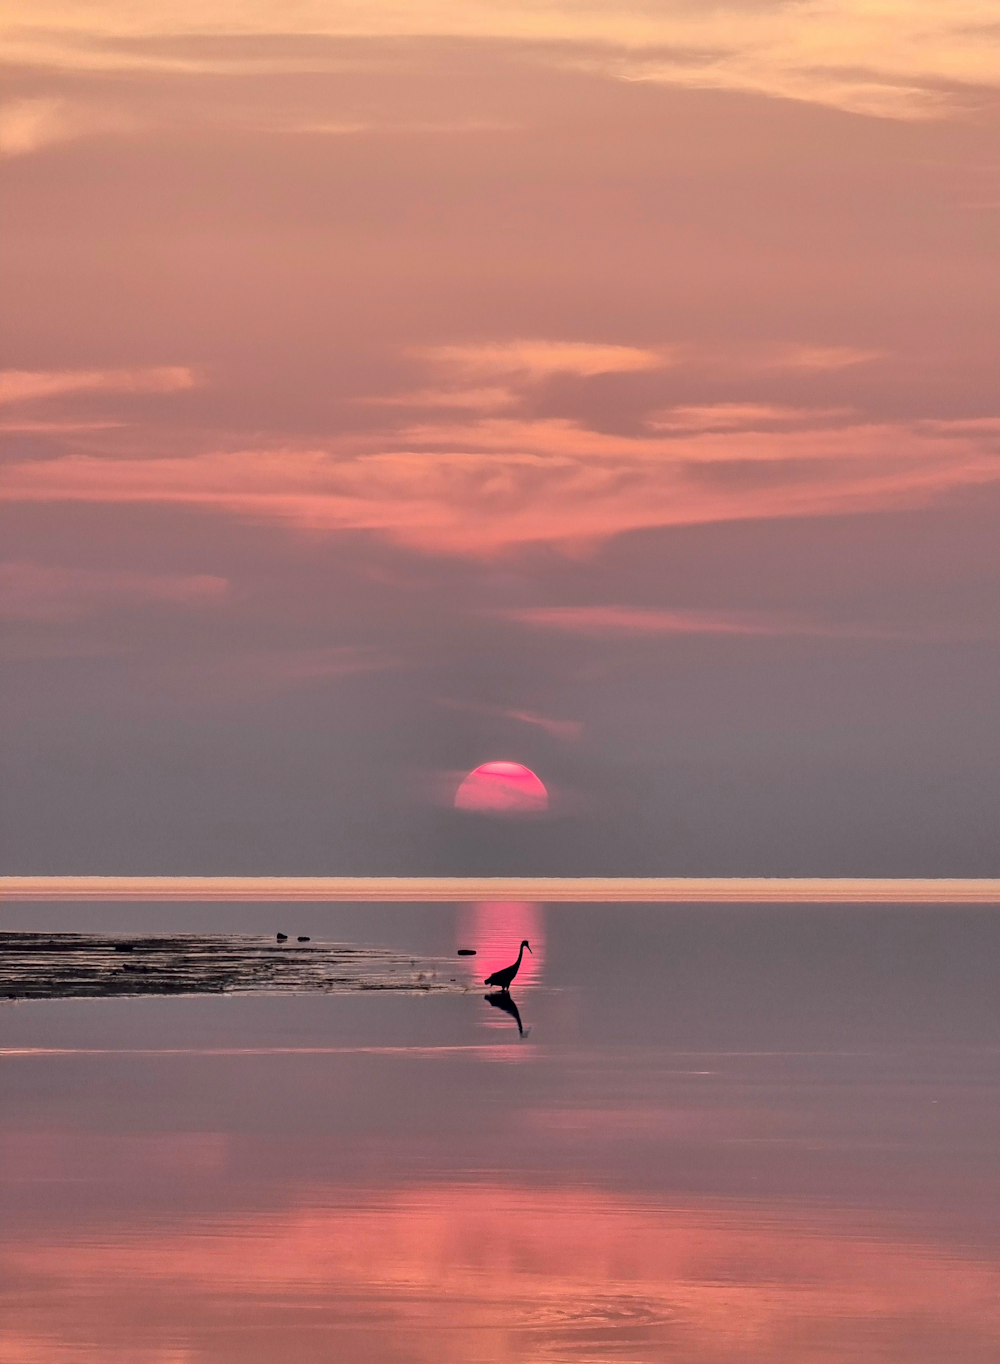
484,990,530,1038
460,909,544,1039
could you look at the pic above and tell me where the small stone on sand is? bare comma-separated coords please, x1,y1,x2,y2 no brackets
276,933,288,941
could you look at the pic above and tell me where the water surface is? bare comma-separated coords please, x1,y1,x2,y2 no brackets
3,900,999,1361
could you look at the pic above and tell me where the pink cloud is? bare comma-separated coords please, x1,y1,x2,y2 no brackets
2,374,998,556
0,562,228,621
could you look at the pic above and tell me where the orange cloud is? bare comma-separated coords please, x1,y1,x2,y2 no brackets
0,367,196,405
761,344,888,372
0,97,138,158
417,339,675,380
3,2,996,122
374,338,680,417
648,404,852,433
0,420,125,433
365,385,517,413
366,341,883,425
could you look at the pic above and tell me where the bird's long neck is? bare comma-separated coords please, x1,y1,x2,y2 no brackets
514,944,524,968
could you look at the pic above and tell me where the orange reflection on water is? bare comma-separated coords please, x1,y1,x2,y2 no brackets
456,901,545,991
4,1183,1000,1363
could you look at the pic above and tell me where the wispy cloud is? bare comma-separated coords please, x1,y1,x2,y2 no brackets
416,339,676,381
287,119,519,136
0,419,125,433
496,605,878,639
3,408,998,555
0,97,136,158
503,707,582,740
397,340,885,415
0,94,518,160
648,404,852,433
0,367,196,406
0,562,228,621
375,339,676,416
0,98,74,157
189,644,397,690
367,340,883,421
3,2,996,120
760,345,888,372
439,697,582,739
365,386,517,414
496,604,998,643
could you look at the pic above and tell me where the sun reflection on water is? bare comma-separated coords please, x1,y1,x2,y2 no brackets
455,901,546,991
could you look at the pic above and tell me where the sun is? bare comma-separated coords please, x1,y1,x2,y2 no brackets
454,761,549,815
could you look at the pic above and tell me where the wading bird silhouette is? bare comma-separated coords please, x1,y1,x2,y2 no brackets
484,939,532,992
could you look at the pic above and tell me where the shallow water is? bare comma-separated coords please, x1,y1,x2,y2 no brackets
2,900,1000,1362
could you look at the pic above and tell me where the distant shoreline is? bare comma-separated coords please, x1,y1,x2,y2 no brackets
2,876,999,903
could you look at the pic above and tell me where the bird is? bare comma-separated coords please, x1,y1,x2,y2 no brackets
484,940,532,992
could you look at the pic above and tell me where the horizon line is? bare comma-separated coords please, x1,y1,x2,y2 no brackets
2,876,999,904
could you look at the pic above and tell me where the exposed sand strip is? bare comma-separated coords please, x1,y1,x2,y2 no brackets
2,876,999,903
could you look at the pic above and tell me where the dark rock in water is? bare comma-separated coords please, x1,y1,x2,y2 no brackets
457,948,476,956
114,943,135,952
297,935,310,942
276,933,288,941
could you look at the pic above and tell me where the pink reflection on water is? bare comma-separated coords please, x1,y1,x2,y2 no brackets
456,901,545,991
6,1182,1000,1363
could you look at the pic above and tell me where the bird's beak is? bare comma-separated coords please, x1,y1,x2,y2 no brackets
526,943,533,953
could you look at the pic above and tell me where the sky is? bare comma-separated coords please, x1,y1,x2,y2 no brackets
1,0,999,876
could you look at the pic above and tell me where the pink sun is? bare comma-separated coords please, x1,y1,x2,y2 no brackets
454,761,549,815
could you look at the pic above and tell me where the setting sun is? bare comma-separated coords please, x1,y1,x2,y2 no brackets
453,761,549,815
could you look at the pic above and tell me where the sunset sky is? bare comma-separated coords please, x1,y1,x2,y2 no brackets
2,1,999,875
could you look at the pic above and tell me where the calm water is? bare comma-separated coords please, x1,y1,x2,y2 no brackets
3,900,1000,1362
